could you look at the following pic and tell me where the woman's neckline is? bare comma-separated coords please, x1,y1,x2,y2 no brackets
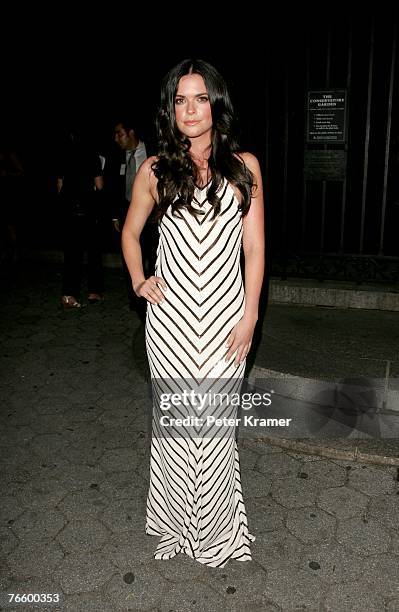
194,177,212,191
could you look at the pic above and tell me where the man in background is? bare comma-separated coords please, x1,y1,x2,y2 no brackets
57,130,105,308
106,118,157,316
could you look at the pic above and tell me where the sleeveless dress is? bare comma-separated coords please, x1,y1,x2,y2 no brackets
144,177,255,568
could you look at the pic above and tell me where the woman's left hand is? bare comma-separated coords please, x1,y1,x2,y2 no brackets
225,315,257,366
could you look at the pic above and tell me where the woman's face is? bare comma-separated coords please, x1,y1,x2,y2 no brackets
174,73,212,141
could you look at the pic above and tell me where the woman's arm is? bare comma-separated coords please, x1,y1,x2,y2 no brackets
121,157,167,304
226,152,265,365
241,152,265,321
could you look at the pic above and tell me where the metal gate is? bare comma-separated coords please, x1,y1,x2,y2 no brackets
263,14,399,283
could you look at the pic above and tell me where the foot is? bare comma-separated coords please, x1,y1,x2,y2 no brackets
61,295,82,309
88,293,104,304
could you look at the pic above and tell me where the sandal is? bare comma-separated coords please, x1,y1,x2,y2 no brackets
88,293,104,304
61,295,82,309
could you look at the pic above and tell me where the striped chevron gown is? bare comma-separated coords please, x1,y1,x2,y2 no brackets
144,177,255,567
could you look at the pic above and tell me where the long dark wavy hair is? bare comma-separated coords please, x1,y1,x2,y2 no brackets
151,59,255,222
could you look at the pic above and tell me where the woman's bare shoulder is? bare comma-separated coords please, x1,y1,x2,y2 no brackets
232,152,263,201
138,155,159,177
234,151,261,174
136,156,159,198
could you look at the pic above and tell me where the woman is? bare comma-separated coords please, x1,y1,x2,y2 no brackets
122,59,264,567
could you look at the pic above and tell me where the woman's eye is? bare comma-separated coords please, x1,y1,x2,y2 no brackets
175,98,184,105
199,96,209,102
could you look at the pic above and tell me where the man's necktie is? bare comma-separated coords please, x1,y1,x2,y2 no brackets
125,150,136,202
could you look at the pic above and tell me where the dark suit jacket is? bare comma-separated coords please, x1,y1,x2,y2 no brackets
104,140,158,275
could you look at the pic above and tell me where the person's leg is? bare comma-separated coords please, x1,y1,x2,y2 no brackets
87,216,104,297
62,214,84,300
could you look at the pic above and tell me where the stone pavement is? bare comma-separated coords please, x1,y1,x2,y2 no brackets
247,290,399,465
1,262,399,611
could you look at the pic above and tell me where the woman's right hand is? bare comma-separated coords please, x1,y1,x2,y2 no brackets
133,276,168,305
